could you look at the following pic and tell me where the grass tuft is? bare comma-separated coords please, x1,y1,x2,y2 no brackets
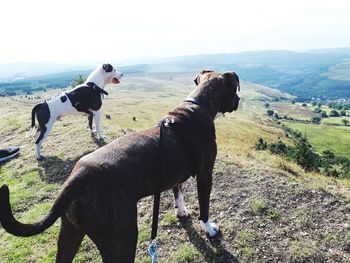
289,239,319,262
250,197,268,213
169,244,201,263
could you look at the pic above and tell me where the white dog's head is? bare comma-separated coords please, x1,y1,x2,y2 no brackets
101,63,123,84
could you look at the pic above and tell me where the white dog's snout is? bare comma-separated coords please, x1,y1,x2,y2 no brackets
115,71,123,79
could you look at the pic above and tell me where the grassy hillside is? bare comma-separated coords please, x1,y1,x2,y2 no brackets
272,102,318,120
1,73,350,262
322,59,350,81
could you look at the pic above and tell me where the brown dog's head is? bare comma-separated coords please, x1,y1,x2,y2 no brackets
193,70,240,113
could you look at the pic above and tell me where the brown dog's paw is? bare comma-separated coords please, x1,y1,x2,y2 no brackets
201,221,220,237
176,207,189,218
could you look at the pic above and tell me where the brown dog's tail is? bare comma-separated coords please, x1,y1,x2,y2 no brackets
0,179,83,237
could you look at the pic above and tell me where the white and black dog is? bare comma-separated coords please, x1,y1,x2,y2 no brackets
27,63,123,160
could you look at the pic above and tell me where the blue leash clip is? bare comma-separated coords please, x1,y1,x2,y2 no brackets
148,239,158,263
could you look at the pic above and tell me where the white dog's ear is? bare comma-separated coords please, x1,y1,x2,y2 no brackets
103,64,113,72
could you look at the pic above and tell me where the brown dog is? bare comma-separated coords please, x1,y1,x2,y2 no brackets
0,70,240,263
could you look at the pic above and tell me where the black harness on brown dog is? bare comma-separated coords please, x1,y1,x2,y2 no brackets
183,96,209,109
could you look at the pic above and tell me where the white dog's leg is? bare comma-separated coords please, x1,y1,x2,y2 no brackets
200,220,220,237
173,185,189,218
35,119,55,160
87,112,94,133
94,110,104,140
36,143,42,160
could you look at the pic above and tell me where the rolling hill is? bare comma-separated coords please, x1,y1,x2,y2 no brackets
144,49,350,99
1,47,350,98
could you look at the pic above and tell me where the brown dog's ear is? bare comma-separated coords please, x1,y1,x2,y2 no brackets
201,70,214,74
223,72,240,91
194,70,214,85
194,75,200,85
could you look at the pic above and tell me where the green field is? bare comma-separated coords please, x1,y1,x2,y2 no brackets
272,100,350,158
322,116,350,125
284,122,350,157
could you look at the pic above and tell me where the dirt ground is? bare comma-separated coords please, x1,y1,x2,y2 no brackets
133,159,350,263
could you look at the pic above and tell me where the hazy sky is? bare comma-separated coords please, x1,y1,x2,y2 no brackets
1,0,350,63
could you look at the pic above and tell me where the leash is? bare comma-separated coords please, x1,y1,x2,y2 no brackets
148,99,207,262
148,119,173,263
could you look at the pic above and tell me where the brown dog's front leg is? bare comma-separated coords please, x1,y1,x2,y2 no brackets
197,167,219,237
173,184,189,218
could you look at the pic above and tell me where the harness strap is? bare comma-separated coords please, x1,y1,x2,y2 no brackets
86,82,109,95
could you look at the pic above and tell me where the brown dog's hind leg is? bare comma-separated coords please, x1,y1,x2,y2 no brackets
88,204,138,263
55,215,85,263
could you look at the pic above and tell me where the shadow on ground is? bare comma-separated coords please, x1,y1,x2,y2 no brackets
38,153,88,183
91,135,107,147
180,217,238,263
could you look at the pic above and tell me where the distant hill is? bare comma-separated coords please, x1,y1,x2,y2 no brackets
0,63,94,82
144,49,350,99
1,48,350,98
0,70,90,95
0,65,149,96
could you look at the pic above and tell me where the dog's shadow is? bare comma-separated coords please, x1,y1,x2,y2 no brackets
38,136,106,184
91,134,107,147
179,217,238,263
38,154,86,183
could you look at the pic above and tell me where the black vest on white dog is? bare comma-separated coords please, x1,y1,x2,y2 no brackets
64,82,108,113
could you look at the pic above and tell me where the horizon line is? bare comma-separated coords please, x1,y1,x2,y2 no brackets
1,46,350,66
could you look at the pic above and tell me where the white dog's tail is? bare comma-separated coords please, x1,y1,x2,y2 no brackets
26,126,38,138
26,103,41,138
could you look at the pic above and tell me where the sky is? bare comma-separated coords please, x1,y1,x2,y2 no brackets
1,0,350,64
